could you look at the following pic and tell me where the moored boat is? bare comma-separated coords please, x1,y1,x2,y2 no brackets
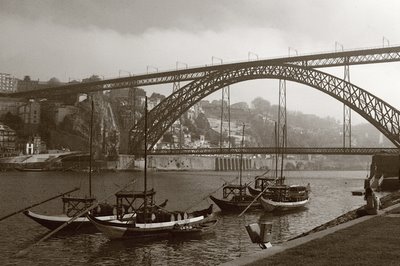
258,185,309,212
23,208,126,233
88,97,214,240
258,124,310,212
209,124,260,212
23,101,127,232
87,205,212,240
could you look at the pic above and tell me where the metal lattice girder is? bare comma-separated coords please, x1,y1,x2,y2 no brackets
6,46,400,99
147,147,399,156
129,64,400,154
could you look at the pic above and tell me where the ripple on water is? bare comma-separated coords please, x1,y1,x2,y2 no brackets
0,170,365,265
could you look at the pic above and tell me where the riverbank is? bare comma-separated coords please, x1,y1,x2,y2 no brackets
222,190,400,265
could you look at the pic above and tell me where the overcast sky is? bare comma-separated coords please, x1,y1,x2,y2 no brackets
1,0,400,124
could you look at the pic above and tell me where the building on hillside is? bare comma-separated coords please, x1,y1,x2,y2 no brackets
0,97,25,117
25,135,46,155
148,93,165,110
17,76,41,92
0,123,16,157
186,103,203,120
18,100,40,134
0,73,17,93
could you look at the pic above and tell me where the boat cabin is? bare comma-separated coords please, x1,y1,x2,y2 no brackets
222,184,254,202
267,185,308,202
62,196,96,217
115,188,156,220
255,177,276,190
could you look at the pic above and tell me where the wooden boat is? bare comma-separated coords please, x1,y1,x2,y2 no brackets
23,101,124,232
210,124,260,212
87,97,213,240
209,187,260,212
247,176,276,197
259,185,309,212
87,204,212,239
258,125,310,212
170,219,218,238
23,208,129,233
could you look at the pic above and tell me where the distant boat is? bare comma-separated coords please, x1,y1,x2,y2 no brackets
210,124,260,212
15,166,48,172
87,97,213,240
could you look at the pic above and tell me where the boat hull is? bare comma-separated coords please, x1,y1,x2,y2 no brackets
209,195,260,212
24,210,118,233
259,197,309,212
87,214,207,240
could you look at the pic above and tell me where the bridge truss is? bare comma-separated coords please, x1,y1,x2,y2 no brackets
130,64,400,153
4,45,400,155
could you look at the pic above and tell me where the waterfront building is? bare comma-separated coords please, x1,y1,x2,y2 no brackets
0,73,17,93
0,123,16,157
25,135,46,155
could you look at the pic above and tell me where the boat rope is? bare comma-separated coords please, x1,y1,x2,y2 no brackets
15,180,136,258
0,187,80,222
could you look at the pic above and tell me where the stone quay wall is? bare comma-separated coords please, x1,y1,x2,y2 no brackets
147,155,269,171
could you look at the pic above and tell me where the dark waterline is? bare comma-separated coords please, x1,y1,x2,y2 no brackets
0,170,365,265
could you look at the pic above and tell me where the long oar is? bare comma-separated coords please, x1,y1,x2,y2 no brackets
0,187,79,222
15,180,135,257
238,184,272,217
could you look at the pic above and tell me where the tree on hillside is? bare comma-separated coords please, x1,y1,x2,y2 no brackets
48,77,61,86
251,97,271,114
0,112,23,131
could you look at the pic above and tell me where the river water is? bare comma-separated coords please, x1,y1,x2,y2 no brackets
0,170,366,265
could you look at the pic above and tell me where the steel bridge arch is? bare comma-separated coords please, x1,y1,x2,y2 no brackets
129,64,400,154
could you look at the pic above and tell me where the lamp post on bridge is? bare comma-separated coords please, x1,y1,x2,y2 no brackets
288,47,298,57
211,56,223,65
248,51,259,61
146,65,159,74
176,61,188,70
335,41,344,52
383,36,390,47
119,69,132,77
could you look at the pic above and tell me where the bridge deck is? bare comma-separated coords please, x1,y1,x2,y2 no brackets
4,45,400,98
146,147,399,156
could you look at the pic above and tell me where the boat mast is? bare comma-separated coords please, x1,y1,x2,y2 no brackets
239,124,245,194
280,124,286,185
143,96,148,218
274,121,278,182
89,100,94,197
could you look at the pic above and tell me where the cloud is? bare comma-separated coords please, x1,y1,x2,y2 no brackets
1,0,400,124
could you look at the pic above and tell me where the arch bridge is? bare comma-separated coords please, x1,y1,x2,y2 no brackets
4,46,400,155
